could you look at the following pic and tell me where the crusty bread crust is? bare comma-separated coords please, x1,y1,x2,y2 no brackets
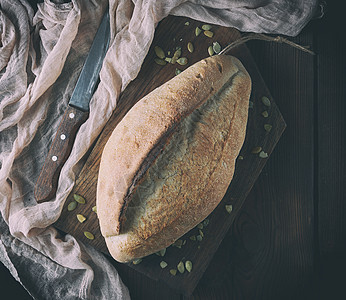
97,55,251,262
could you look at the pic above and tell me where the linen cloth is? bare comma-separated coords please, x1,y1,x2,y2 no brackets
0,0,319,298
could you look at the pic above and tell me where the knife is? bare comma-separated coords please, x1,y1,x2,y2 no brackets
35,10,110,203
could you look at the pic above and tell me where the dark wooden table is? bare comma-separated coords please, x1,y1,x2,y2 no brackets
1,3,345,300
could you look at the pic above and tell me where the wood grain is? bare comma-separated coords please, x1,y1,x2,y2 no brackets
54,16,285,296
314,9,346,299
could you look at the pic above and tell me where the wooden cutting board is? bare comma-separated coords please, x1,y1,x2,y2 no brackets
55,16,286,296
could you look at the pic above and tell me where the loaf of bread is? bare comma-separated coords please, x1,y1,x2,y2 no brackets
96,55,251,263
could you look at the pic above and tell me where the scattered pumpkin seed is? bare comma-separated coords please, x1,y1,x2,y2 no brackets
77,214,86,223
249,101,254,109
170,269,177,276
259,151,269,158
251,146,262,154
196,235,203,242
262,111,269,118
208,45,214,56
264,124,272,132
184,21,190,26
199,230,204,238
177,261,185,274
177,57,188,65
190,235,196,241
197,223,203,230
160,261,168,268
132,258,142,265
165,57,172,63
183,240,187,246
225,204,233,214
171,48,182,64
172,239,183,248
167,51,171,55
84,231,94,240
195,27,202,36
238,155,244,160
74,194,85,204
212,42,221,54
175,68,182,76
67,201,77,211
187,42,194,53
202,24,212,31
92,205,97,213
154,46,165,59
203,219,209,226
154,58,166,65
185,261,193,273
204,30,214,38
156,248,166,256
262,96,271,106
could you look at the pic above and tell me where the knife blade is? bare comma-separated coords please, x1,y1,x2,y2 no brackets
35,10,110,203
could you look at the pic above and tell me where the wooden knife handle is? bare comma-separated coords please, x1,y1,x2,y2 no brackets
35,106,88,203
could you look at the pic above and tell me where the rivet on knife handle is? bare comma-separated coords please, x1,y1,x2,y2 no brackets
34,106,88,203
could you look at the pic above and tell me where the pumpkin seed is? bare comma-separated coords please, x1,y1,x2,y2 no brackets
157,248,166,256
196,235,203,242
160,261,168,268
187,42,194,53
177,57,188,65
92,205,97,213
154,58,166,65
170,269,177,276
77,214,86,223
225,204,233,214
259,151,269,158
195,27,202,36
132,258,142,265
197,223,203,230
204,30,214,38
203,219,209,226
199,229,204,238
165,57,172,63
154,46,165,59
262,96,271,106
251,146,262,154
262,111,269,118
249,101,254,109
190,235,196,241
212,42,221,54
264,124,272,132
238,155,244,160
208,45,214,56
184,21,190,26
175,68,182,76
177,261,185,274
84,231,94,240
172,239,183,248
73,194,85,204
183,240,187,245
171,48,182,64
185,261,193,273
67,201,77,211
202,24,212,31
